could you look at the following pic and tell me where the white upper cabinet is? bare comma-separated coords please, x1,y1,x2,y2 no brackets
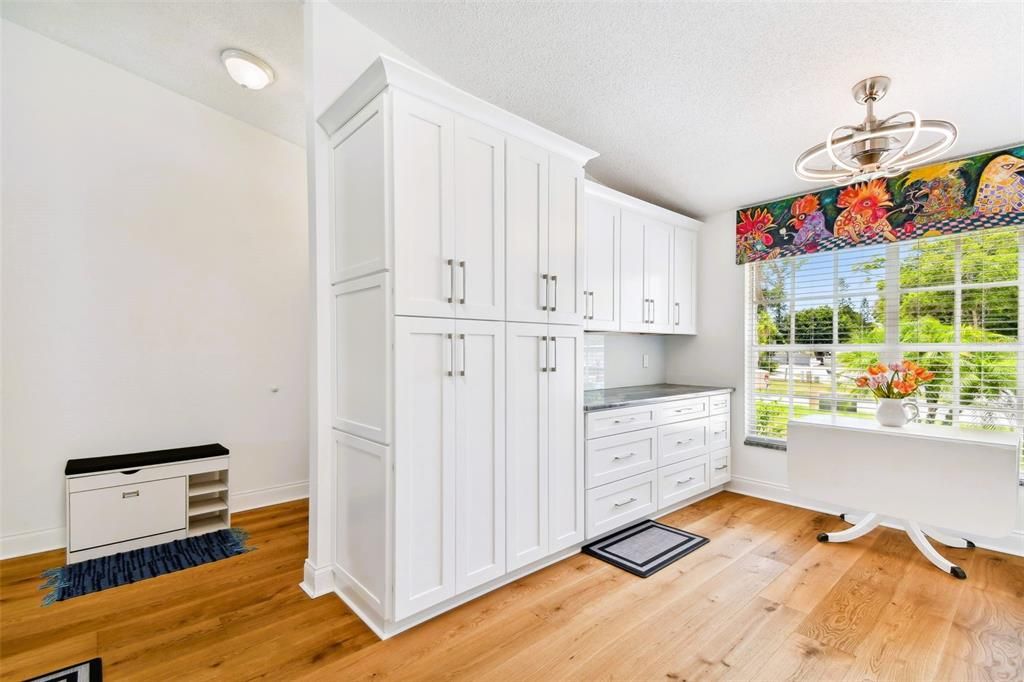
392,92,456,318
619,210,647,333
583,181,701,335
582,194,619,331
506,139,550,324
644,219,674,334
673,227,698,334
454,117,505,321
547,155,584,326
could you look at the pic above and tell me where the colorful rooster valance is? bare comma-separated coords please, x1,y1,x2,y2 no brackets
735,144,1024,264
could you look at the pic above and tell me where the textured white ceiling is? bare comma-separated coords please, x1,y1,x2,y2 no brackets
336,0,1024,218
2,0,304,146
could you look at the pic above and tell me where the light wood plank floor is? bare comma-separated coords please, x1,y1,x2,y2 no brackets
2,493,1022,681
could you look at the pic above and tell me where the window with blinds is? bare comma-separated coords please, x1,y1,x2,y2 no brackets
745,225,1023,469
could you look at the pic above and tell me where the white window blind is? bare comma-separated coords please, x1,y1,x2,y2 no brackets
745,225,1024,472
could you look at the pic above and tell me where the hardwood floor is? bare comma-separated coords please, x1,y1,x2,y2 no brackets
2,492,1021,681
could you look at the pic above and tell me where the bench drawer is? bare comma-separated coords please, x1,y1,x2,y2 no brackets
710,449,732,486
656,398,709,425
658,420,708,466
585,471,657,539
658,456,709,509
69,476,186,551
586,428,657,489
586,405,658,439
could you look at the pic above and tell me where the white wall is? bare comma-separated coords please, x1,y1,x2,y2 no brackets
1,21,310,558
302,0,433,592
585,334,667,390
666,211,1024,554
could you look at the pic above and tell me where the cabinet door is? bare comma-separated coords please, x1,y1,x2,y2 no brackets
506,323,549,570
583,196,619,331
673,227,697,334
547,327,584,552
547,155,584,326
454,320,506,592
454,117,505,321
619,210,647,332
393,92,456,318
644,220,674,333
506,139,549,324
394,317,457,620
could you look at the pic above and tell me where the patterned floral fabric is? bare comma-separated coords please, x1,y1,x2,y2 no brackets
736,145,1024,264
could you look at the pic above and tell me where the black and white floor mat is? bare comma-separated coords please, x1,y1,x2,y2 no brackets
582,519,709,577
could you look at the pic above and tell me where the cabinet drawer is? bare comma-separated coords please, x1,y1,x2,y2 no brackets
658,457,709,509
586,428,657,489
709,415,730,449
585,471,657,539
710,449,731,486
709,393,731,415
658,420,708,467
69,477,186,551
656,398,709,425
586,405,657,439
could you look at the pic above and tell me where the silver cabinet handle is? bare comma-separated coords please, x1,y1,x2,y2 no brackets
613,497,637,508
612,452,637,461
613,417,636,424
675,301,681,326
715,464,728,471
713,430,726,436
650,298,655,324
446,259,455,303
459,261,466,305
550,335,557,372
589,291,595,319
540,335,548,372
540,274,549,311
458,333,466,376
676,477,695,486
446,333,454,376
551,274,558,312
122,490,140,498
675,438,694,446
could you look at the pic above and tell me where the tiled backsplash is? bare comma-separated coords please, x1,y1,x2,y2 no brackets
583,335,606,390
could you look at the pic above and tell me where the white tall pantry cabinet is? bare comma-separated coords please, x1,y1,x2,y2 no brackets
313,56,597,638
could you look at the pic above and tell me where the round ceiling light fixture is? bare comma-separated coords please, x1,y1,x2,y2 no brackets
794,76,957,184
220,48,275,90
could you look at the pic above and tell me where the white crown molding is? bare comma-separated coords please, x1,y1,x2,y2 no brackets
584,179,701,229
317,54,599,166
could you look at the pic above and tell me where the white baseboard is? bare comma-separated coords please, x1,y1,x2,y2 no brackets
726,475,1024,558
231,481,309,512
300,559,335,599
0,481,310,560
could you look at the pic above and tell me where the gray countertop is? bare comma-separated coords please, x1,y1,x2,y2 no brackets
584,383,734,412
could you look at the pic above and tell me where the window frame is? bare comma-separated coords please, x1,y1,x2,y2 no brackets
744,229,1024,459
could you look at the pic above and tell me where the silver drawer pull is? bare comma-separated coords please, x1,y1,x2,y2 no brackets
613,497,637,508
676,477,696,485
715,464,728,471
674,407,701,414
713,430,726,436
612,452,637,461
122,490,140,498
675,438,694,446
613,417,636,424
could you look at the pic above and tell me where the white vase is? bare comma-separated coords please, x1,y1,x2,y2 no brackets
875,398,919,427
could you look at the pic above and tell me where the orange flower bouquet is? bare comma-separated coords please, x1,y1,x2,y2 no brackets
854,360,935,399
855,360,935,426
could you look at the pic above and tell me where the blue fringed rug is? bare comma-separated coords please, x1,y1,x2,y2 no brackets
41,528,252,605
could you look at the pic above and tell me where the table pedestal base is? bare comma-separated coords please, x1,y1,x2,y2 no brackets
818,513,972,579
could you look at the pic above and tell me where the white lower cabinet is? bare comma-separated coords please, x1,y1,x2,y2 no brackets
584,391,732,539
506,323,584,570
585,471,658,538
658,457,709,509
393,317,506,620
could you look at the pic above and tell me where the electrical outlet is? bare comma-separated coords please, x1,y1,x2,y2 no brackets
642,353,649,369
